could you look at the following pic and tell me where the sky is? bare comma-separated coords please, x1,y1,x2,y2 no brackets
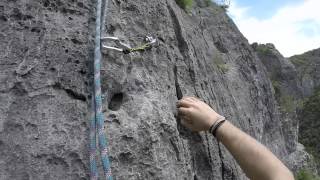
225,0,320,57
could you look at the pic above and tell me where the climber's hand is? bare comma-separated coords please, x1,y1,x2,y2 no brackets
177,97,224,132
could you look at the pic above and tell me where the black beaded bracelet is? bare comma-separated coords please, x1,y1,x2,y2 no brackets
212,120,226,137
209,117,225,133
209,117,226,137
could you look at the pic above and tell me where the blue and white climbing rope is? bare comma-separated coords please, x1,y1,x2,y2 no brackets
90,0,113,179
89,0,157,178
90,97,98,180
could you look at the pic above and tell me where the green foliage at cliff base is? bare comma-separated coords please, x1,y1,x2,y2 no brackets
296,169,320,180
299,89,320,168
279,95,295,113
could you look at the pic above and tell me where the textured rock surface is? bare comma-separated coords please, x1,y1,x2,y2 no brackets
0,0,92,179
290,48,320,174
253,43,301,153
253,43,318,174
298,89,320,173
290,48,320,97
0,0,310,179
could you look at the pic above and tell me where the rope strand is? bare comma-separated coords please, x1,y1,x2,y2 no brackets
90,0,113,179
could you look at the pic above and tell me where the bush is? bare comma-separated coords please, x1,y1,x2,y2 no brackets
296,169,320,180
204,0,211,6
175,0,193,10
213,52,229,74
290,55,308,66
256,45,273,55
299,89,320,167
217,63,229,73
271,80,281,97
279,95,295,113
290,54,313,81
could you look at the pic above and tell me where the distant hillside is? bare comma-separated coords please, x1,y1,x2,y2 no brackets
290,48,320,97
253,43,320,175
290,48,320,172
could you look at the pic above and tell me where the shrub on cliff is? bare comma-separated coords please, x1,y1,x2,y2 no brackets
175,0,193,10
256,45,273,55
213,52,229,73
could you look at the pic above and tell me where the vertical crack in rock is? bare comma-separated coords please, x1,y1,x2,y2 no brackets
170,137,181,161
167,4,188,57
218,142,226,180
174,65,183,100
204,133,213,164
173,64,189,138
167,3,199,97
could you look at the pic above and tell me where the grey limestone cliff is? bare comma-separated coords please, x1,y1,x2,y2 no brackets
253,43,319,175
290,48,320,98
0,0,310,179
290,48,320,173
252,43,302,155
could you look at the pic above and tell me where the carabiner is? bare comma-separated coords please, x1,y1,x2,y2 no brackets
101,36,157,54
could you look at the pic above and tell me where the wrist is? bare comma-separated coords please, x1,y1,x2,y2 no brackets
208,116,226,135
209,115,224,126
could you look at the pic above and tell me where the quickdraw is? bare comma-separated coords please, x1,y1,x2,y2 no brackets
90,1,157,180
101,36,157,54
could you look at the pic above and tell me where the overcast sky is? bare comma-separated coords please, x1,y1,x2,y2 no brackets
226,0,320,57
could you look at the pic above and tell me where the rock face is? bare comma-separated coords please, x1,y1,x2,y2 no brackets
298,89,320,172
290,48,320,173
0,0,92,179
253,43,318,174
0,0,313,179
290,48,320,98
253,43,300,152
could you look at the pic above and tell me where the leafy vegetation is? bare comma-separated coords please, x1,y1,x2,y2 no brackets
175,0,193,11
279,95,295,113
271,80,296,113
290,54,315,83
299,89,320,168
256,45,273,55
213,52,229,73
296,98,305,109
290,54,308,67
296,169,320,180
271,80,281,97
271,79,303,114
217,63,229,73
204,0,211,6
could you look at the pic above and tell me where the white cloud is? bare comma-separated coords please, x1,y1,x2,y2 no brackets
228,0,320,57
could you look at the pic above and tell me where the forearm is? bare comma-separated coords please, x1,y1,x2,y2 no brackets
216,121,294,180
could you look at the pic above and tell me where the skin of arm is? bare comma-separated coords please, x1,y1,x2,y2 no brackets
177,97,294,180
